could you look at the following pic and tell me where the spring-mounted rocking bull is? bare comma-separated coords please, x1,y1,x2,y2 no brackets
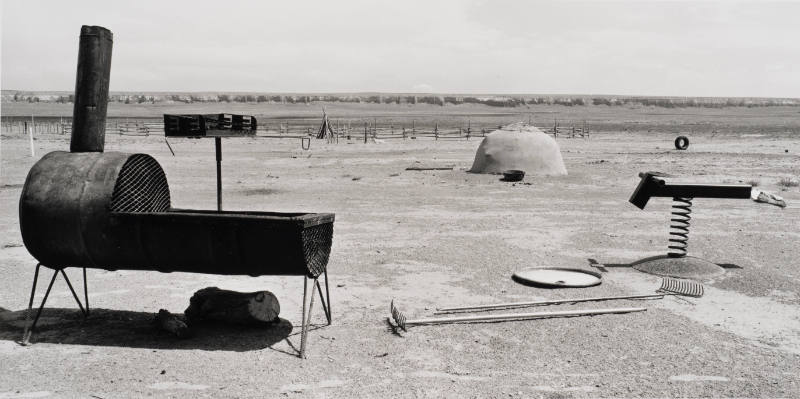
629,172,752,257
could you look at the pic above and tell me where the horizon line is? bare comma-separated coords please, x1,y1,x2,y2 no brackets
1,90,798,100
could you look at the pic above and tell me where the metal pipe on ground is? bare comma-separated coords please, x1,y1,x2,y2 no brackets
390,300,646,332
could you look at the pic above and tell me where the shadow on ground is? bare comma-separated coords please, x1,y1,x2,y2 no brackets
0,307,294,352
587,257,742,273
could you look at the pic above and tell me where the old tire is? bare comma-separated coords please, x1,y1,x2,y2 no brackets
674,136,689,150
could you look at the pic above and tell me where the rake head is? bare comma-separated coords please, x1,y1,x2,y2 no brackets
390,300,407,331
658,277,704,297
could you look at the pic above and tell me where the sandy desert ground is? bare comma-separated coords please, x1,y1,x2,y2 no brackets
1,105,799,398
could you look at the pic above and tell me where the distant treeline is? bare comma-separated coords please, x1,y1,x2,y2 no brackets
3,92,799,108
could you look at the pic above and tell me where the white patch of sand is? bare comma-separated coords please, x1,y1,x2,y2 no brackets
670,374,730,382
0,341,22,355
0,392,51,398
148,382,209,390
410,370,489,381
317,379,347,388
530,385,596,392
615,270,800,354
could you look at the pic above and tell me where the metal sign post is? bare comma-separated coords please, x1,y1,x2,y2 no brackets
215,137,222,211
163,113,257,211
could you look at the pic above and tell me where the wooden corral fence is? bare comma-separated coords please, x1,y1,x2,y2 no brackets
541,119,590,138
1,117,590,142
1,119,159,136
1,120,71,135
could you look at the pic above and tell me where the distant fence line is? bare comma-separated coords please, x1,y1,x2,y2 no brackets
0,118,589,141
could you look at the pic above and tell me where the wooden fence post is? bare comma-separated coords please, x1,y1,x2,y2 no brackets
553,119,558,138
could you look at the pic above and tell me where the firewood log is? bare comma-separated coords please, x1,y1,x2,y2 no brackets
184,287,280,325
156,309,191,338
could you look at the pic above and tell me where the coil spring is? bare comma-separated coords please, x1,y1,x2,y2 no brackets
667,197,693,257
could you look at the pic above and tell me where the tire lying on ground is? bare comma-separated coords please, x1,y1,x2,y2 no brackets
674,136,689,150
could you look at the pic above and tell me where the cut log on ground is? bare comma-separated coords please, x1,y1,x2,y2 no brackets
156,309,192,338
184,287,280,325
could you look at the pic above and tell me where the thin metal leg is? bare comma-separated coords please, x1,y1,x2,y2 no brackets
22,268,58,344
21,264,42,344
60,270,87,316
316,273,331,325
324,272,331,323
302,278,317,358
83,267,89,316
300,276,308,358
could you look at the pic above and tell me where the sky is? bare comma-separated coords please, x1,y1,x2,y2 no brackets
2,0,799,97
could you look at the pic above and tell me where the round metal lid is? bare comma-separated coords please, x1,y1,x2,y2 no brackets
512,268,602,288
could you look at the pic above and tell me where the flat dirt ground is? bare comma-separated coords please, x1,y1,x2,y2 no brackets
1,104,799,398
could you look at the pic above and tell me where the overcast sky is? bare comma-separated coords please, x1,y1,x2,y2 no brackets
2,0,799,97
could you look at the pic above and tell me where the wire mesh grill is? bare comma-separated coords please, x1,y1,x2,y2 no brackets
110,154,170,213
302,222,334,277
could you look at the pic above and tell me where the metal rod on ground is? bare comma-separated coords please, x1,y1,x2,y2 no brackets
215,137,222,211
435,294,664,314
390,301,646,331
164,137,175,156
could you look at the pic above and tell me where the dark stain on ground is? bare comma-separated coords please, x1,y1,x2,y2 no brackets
241,188,282,196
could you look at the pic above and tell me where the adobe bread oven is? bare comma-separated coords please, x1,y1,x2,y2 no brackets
19,26,334,358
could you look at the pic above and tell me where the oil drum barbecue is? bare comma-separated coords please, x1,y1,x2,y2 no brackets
18,26,334,358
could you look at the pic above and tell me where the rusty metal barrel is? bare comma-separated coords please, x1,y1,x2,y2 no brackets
19,151,170,269
71,25,113,152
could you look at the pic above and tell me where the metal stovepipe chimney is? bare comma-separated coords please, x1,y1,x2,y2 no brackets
70,25,113,152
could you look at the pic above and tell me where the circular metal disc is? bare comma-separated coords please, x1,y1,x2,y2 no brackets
512,268,602,288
